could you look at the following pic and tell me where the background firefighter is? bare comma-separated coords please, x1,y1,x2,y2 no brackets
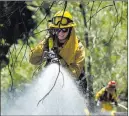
95,81,118,112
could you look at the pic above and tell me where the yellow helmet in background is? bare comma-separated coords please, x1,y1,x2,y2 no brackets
49,11,76,28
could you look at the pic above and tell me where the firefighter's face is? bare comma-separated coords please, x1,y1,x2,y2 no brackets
57,28,69,43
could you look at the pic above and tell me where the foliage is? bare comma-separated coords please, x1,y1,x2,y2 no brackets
1,40,38,91
85,1,127,96
28,0,127,101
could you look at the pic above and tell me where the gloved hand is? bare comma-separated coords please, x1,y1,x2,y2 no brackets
43,50,56,60
43,50,59,63
47,50,56,59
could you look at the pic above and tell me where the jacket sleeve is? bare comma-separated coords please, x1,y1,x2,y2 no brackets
95,87,105,101
68,42,85,79
29,39,47,65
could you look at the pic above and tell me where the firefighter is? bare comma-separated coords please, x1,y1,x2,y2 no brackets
29,11,87,94
95,81,118,112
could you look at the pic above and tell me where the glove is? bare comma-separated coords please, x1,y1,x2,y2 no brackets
43,50,56,60
47,50,56,59
43,50,59,64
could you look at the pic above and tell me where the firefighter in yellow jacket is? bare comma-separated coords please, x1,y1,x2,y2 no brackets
95,81,118,112
29,11,87,94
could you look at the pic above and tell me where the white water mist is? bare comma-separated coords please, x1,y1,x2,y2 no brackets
1,63,87,115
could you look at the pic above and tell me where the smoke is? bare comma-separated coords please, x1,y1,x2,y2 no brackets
1,63,87,115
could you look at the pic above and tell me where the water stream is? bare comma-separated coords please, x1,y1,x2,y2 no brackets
1,63,87,115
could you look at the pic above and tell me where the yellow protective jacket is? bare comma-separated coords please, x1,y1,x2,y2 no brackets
29,28,85,79
95,87,117,102
95,87,118,112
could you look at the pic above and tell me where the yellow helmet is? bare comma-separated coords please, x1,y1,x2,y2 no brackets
49,11,76,28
